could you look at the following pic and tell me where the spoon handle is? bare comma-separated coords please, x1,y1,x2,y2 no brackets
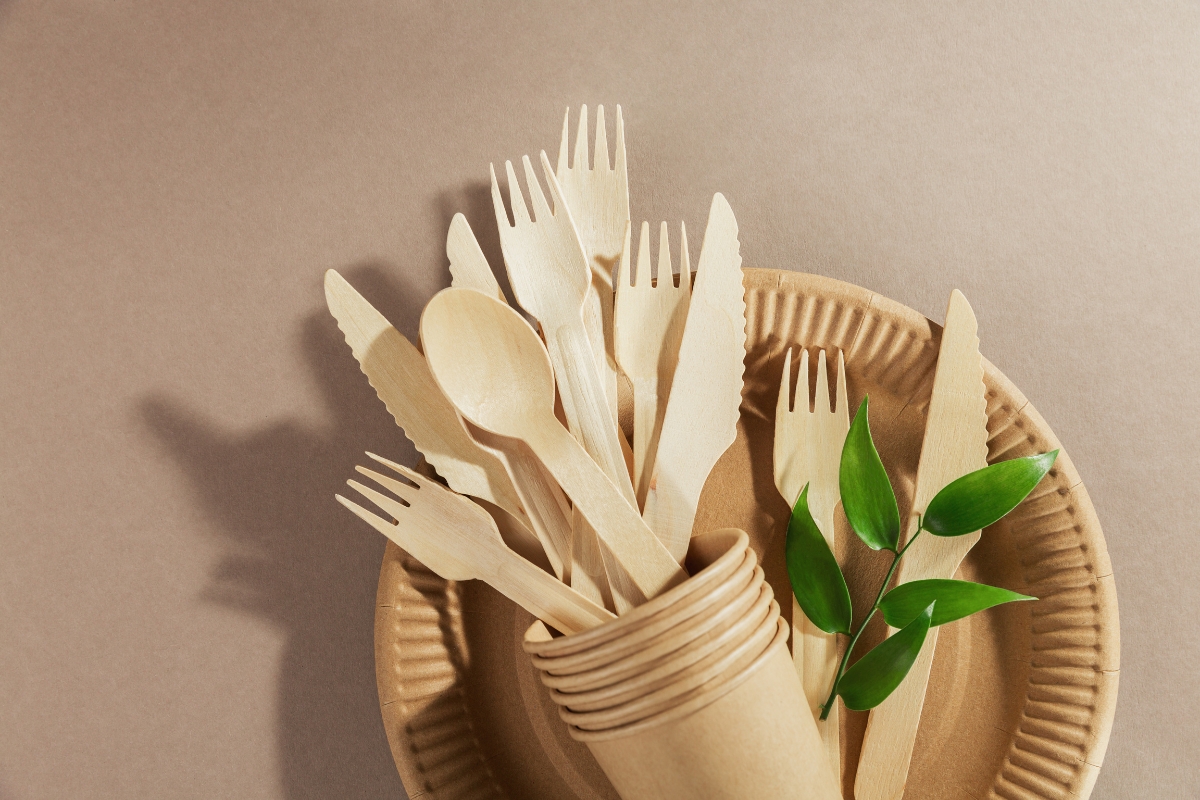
525,421,688,604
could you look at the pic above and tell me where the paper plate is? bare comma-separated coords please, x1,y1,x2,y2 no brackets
373,269,1119,799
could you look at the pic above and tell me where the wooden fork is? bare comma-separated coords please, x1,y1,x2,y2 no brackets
489,152,633,504
615,220,692,509
337,458,615,635
556,105,629,425
774,347,849,783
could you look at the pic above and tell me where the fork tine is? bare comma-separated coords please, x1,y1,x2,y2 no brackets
522,155,552,222
504,160,531,226
836,349,849,423
557,107,571,173
615,105,626,175
777,347,794,417
657,221,671,288
594,105,610,171
347,478,410,522
355,465,420,503
336,494,396,535
575,104,589,171
679,221,691,290
798,348,810,412
539,151,571,219
815,349,831,414
365,452,428,486
489,163,511,230
635,221,651,288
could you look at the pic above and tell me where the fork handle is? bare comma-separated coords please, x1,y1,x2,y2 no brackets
546,320,636,503
489,546,616,635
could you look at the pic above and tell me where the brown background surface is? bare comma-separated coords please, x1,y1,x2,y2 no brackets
1,1,1196,798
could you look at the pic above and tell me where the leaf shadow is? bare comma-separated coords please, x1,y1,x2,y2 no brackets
137,261,430,799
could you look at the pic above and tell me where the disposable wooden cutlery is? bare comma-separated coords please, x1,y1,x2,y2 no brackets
642,193,747,562
444,212,593,593
774,347,849,781
420,287,688,605
556,104,629,424
489,152,634,506
323,269,526,525
615,220,692,509
337,460,615,636
854,290,990,800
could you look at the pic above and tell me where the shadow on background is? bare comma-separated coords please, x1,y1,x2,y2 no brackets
140,262,434,799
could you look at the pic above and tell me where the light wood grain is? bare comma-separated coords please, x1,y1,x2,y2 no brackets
490,152,632,499
420,287,687,606
854,289,990,800
457,423,573,583
446,212,504,301
323,269,526,524
556,105,628,426
490,150,637,608
642,193,747,561
338,461,614,636
377,269,1119,800
774,347,849,783
615,219,692,510
444,218,605,601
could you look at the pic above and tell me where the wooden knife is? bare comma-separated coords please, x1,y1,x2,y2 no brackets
323,269,527,525
854,289,990,800
641,193,746,562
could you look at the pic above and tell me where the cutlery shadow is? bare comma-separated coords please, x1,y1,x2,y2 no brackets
138,261,430,799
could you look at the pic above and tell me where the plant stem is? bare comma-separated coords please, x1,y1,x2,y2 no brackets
818,522,924,721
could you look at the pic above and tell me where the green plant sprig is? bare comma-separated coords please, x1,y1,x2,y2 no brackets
786,395,1057,719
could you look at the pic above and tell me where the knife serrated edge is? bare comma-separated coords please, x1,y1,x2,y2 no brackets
324,270,526,523
854,289,989,800
642,193,746,562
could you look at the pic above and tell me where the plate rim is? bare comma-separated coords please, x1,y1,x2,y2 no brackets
373,268,1120,799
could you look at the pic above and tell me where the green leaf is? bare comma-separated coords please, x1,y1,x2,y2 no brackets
786,484,853,635
878,579,1034,628
840,396,901,551
922,451,1059,537
838,603,934,711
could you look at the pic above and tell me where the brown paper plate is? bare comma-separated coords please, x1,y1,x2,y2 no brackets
373,269,1119,800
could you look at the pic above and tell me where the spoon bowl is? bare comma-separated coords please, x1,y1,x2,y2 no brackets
421,287,556,437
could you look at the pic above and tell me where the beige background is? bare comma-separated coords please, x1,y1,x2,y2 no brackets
2,1,1196,797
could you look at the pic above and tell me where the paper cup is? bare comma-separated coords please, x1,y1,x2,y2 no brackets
528,553,758,677
539,566,766,694
523,528,841,800
548,586,776,712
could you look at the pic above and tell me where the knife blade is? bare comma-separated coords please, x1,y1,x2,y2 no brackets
854,289,990,800
324,269,527,526
641,193,746,562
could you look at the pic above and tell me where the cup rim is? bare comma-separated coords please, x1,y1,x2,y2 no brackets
548,585,776,710
529,557,759,676
565,615,791,743
524,529,752,659
557,600,781,730
537,568,767,691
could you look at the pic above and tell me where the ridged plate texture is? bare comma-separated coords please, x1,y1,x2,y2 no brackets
374,269,1118,800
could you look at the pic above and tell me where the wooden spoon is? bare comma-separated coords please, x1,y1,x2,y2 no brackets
420,287,687,605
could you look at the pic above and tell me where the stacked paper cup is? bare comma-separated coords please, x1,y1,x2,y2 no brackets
523,529,842,800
